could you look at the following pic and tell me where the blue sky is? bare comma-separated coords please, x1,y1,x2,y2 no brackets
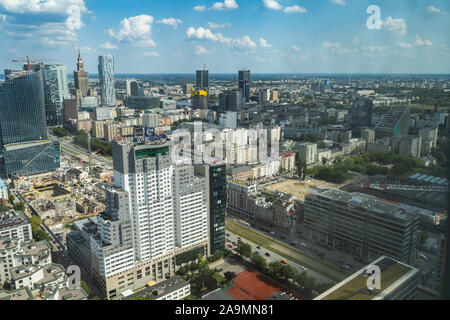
0,0,449,74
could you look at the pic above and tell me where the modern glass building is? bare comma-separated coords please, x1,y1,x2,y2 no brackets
196,69,209,90
0,70,60,178
0,71,48,147
238,70,251,103
98,55,117,107
40,63,68,126
0,140,60,178
194,162,227,256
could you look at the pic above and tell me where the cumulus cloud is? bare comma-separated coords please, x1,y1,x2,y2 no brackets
259,38,272,48
427,6,446,14
207,22,231,29
292,45,301,51
108,14,156,47
382,17,407,36
414,35,432,47
211,0,238,11
284,5,307,14
0,0,90,44
330,0,346,6
263,0,282,10
186,27,259,50
233,35,257,49
195,45,213,55
156,17,183,29
186,27,231,43
99,42,119,50
194,5,206,12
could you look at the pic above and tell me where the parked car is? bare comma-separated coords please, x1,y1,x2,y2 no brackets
257,245,261,249
341,264,350,270
265,252,271,257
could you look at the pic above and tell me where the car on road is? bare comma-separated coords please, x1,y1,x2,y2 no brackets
291,241,298,246
280,258,288,265
265,252,271,257
299,266,307,272
256,245,261,249
341,264,350,270
226,233,230,237
232,241,236,245
255,252,260,255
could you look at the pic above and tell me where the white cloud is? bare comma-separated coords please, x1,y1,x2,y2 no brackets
108,14,155,47
330,0,346,6
99,42,119,50
427,6,445,14
0,0,90,43
156,17,182,29
233,35,257,49
323,41,355,55
292,45,301,51
398,42,412,48
211,0,238,11
186,27,257,50
263,0,282,10
413,34,432,47
186,27,231,43
195,45,213,55
194,5,206,12
144,51,159,57
382,17,407,36
360,46,387,53
207,22,231,29
259,38,272,48
284,5,307,14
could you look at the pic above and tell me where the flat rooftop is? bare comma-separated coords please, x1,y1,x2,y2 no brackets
307,187,420,221
0,210,29,230
315,256,419,300
124,276,189,300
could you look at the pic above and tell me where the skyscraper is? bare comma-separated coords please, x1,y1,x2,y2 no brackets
0,70,47,147
238,69,250,103
67,139,208,299
194,162,227,256
98,55,116,107
196,67,209,90
351,96,374,129
0,70,60,177
74,47,90,98
39,63,68,126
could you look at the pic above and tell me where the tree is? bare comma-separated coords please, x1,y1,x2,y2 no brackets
280,265,296,281
13,202,25,212
318,141,327,149
224,272,236,283
236,241,252,261
294,271,308,288
268,262,284,278
321,157,328,166
251,253,268,271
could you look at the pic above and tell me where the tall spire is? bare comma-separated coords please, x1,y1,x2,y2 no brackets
78,46,81,58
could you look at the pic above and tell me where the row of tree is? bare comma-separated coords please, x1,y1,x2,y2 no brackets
235,241,333,298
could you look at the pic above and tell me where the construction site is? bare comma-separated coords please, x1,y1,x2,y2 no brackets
14,151,112,235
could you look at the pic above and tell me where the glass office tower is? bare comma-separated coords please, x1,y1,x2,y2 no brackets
0,71,48,147
98,55,117,107
238,70,251,104
0,70,60,178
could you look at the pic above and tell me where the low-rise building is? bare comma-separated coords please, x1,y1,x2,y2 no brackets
314,256,420,300
123,276,190,300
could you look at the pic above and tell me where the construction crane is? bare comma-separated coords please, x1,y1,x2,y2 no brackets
12,56,57,71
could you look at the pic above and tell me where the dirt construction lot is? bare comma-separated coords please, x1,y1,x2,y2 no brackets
265,179,337,201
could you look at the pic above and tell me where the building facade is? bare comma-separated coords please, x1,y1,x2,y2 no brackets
98,55,117,107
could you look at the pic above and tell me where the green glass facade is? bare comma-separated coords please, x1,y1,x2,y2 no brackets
0,71,47,147
208,164,227,255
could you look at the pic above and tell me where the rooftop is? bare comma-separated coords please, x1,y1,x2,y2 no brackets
124,276,189,300
315,256,419,300
0,210,29,230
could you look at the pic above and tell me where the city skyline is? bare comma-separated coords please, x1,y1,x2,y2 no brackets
0,1,449,74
